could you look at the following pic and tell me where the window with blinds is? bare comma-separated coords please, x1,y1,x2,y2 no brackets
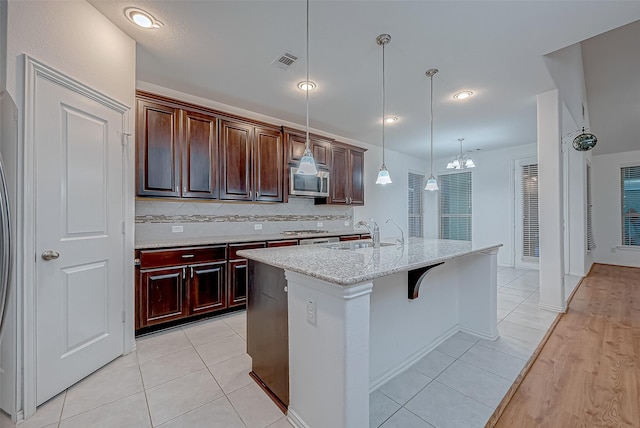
438,171,472,241
586,163,596,251
408,172,424,238
521,164,539,258
621,165,640,246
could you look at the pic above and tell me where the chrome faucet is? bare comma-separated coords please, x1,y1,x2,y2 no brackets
385,218,405,246
355,219,381,248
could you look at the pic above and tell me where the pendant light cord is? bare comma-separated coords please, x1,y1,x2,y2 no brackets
305,0,310,151
382,39,386,166
429,73,434,175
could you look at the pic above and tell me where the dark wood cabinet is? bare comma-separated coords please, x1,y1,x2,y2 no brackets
220,120,253,201
219,120,284,202
136,95,219,200
189,262,227,314
182,110,218,199
137,99,181,197
227,242,267,308
254,127,284,202
323,143,366,206
139,267,186,327
136,245,227,331
284,127,331,168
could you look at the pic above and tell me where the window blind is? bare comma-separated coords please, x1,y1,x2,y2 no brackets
621,165,640,246
439,171,472,241
408,172,424,238
521,164,539,258
586,164,596,251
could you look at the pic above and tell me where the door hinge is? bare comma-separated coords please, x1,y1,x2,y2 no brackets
122,311,126,323
121,221,126,234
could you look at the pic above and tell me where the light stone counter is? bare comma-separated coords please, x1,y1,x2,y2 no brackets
238,237,502,285
134,230,366,249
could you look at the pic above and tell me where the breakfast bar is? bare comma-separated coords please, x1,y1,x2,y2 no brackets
238,238,502,428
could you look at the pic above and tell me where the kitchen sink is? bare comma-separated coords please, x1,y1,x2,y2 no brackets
323,241,396,250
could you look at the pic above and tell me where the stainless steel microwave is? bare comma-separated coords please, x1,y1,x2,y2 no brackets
289,168,330,197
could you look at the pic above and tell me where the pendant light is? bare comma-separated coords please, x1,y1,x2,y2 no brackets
446,138,476,169
424,69,439,191
375,34,392,185
296,0,318,175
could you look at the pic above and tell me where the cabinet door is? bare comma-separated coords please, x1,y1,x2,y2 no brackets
220,120,253,200
349,148,365,205
254,127,283,202
182,110,218,199
228,259,249,307
329,145,349,204
286,132,331,168
139,267,186,327
189,261,227,315
137,99,180,197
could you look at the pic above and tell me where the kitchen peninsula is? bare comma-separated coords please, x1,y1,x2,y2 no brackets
238,238,502,428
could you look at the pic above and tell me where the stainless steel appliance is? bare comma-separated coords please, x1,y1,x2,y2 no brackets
289,167,330,197
0,89,13,336
299,236,339,245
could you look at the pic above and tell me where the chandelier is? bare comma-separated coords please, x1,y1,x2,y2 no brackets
446,138,475,170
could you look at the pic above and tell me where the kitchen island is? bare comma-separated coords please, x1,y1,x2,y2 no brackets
238,238,502,428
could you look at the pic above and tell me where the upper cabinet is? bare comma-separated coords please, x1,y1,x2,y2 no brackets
136,95,218,199
283,127,332,169
324,143,366,206
136,92,283,203
136,99,181,197
136,92,363,206
219,120,283,202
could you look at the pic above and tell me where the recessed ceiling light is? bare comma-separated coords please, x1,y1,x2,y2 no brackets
125,7,163,29
297,81,317,91
384,116,398,124
453,91,473,100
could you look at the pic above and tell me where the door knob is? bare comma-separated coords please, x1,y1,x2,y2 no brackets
41,250,60,261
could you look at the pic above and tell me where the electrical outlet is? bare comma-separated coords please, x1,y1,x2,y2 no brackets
171,225,183,233
306,300,316,325
254,224,263,230
317,222,323,228
344,221,350,226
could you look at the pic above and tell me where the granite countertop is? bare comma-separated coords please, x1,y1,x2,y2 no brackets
237,238,503,286
135,230,367,249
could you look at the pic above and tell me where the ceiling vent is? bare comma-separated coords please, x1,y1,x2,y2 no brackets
272,51,298,70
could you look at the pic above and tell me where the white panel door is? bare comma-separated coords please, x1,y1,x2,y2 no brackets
35,76,124,405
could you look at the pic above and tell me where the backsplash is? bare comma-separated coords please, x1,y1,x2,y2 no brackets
135,198,354,242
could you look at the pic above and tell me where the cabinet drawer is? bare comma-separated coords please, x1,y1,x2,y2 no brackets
139,245,227,269
267,239,298,248
228,242,266,259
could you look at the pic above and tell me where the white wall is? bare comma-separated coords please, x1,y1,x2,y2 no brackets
592,149,640,268
423,143,537,267
3,0,135,419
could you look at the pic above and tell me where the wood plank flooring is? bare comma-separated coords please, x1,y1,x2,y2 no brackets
492,264,640,428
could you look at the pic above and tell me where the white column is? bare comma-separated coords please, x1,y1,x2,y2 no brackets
285,271,373,428
537,90,566,312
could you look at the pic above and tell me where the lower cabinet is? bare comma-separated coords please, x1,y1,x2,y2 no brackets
135,245,227,331
227,242,267,308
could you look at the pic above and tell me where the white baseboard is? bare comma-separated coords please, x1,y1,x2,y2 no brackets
287,408,310,428
538,302,566,313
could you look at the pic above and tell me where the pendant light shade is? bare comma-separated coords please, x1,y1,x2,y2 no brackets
425,68,439,191
376,33,392,185
295,0,318,176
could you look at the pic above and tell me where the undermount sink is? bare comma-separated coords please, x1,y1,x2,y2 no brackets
323,241,396,250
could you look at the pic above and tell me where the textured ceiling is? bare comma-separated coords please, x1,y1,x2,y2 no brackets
90,1,640,159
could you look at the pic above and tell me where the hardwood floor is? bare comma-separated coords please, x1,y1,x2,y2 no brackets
492,264,640,428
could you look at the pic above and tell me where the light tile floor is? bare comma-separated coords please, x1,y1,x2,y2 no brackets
14,267,577,428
